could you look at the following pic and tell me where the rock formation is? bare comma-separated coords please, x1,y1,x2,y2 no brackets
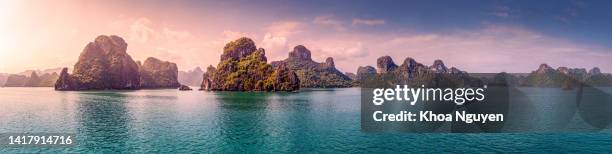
589,67,601,75
179,85,192,91
345,72,357,80
522,64,612,87
55,35,141,90
356,66,377,81
200,65,215,91
270,45,352,88
1,70,59,87
430,59,448,73
139,57,181,88
55,68,74,90
397,57,428,78
376,56,397,74
38,73,60,87
201,37,299,91
24,72,41,87
357,56,472,87
178,67,204,86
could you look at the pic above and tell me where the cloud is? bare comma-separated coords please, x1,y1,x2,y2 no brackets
313,15,345,31
352,18,385,26
128,17,156,43
265,21,302,36
260,21,305,59
163,27,191,40
318,42,369,61
555,1,584,24
371,25,611,73
489,5,517,18
261,33,289,58
222,30,252,42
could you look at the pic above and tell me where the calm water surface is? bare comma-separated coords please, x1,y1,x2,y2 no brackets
1,87,611,153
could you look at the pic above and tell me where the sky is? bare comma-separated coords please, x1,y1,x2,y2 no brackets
1,0,611,74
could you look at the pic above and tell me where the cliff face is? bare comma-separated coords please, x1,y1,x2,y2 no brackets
200,65,215,90
376,56,398,74
178,67,204,86
356,66,377,81
24,72,41,87
38,73,59,87
345,72,357,80
270,45,352,88
55,35,141,90
139,57,181,88
201,37,299,91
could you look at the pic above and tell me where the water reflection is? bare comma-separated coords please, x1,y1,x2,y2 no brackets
76,92,131,152
214,92,273,152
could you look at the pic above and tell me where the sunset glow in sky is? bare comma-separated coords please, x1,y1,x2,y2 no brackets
1,0,611,74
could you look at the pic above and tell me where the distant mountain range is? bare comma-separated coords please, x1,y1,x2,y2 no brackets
2,71,59,87
178,67,204,86
354,56,611,89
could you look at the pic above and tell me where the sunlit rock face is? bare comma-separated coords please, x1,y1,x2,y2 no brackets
271,45,352,88
139,57,181,89
55,35,141,90
201,37,299,91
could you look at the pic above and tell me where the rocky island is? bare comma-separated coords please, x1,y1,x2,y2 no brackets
200,37,299,91
55,35,182,90
55,35,141,90
139,57,181,89
271,45,352,88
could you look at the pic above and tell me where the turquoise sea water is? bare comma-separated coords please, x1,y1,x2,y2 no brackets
1,87,611,153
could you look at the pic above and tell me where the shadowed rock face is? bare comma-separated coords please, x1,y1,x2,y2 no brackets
521,64,611,88
201,37,299,91
430,59,448,73
589,67,601,75
178,85,192,91
139,57,181,88
270,45,352,88
24,72,40,87
55,35,141,90
288,45,312,61
376,56,397,74
345,72,357,80
357,56,471,87
356,66,377,81
200,65,215,91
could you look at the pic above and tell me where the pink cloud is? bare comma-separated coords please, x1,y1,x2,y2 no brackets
352,18,385,26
